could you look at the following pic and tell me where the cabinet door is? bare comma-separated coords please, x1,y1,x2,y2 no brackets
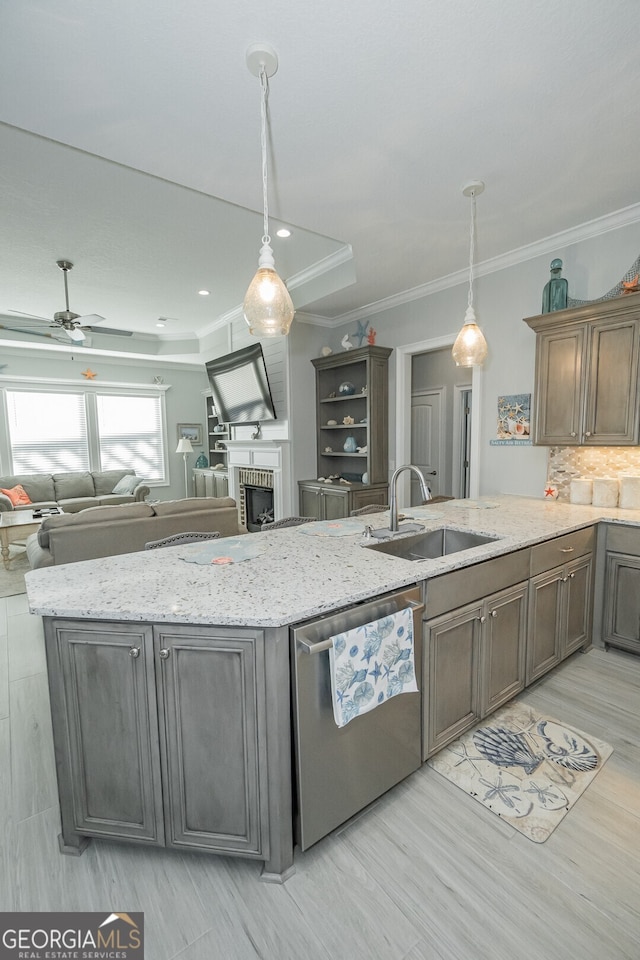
321,487,349,520
214,473,229,498
193,470,206,498
51,621,164,846
154,625,268,857
584,319,640,444
563,554,592,657
527,568,563,683
482,582,527,715
299,483,322,520
602,551,640,655
424,602,482,758
534,326,585,444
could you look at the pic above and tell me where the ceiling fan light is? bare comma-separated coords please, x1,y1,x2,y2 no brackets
452,306,488,367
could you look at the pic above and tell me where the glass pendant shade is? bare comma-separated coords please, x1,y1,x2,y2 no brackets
243,242,295,336
244,44,295,338
452,305,488,367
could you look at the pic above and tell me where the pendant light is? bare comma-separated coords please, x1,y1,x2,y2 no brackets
452,181,488,367
243,43,295,338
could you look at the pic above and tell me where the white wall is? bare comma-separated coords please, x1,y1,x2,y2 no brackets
325,218,640,497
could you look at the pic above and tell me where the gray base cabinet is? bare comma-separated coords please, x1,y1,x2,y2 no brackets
298,480,389,520
598,523,640,655
527,530,594,684
193,467,229,499
44,618,294,880
424,564,529,759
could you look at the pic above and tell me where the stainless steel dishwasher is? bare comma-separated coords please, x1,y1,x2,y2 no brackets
291,585,423,850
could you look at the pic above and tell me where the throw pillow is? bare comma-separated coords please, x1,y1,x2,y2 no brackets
0,484,32,506
111,475,139,495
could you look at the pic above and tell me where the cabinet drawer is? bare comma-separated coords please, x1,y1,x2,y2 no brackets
530,526,595,576
604,522,640,555
425,548,530,619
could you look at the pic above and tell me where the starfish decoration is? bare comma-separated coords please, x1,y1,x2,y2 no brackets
352,319,369,347
622,274,640,294
81,368,97,380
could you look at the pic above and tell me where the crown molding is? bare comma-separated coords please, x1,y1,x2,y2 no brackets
327,200,640,327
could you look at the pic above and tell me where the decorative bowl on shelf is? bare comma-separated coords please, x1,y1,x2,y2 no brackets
338,381,356,396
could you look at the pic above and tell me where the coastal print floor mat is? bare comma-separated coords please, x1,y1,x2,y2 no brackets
427,701,613,842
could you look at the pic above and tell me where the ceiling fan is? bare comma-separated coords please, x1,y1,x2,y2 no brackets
7,260,133,342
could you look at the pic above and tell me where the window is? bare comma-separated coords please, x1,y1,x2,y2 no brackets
96,394,164,480
6,391,90,474
5,388,166,482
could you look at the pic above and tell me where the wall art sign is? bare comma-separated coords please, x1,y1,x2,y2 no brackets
490,393,532,446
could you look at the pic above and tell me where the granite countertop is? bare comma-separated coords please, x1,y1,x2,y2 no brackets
24,495,640,628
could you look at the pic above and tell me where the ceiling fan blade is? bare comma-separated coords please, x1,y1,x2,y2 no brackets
0,323,68,343
65,326,86,342
76,314,106,324
7,309,52,322
81,325,134,337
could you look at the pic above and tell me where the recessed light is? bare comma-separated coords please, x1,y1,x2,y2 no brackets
198,289,210,296
276,228,291,238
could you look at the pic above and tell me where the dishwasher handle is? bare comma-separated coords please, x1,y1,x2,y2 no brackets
300,598,425,655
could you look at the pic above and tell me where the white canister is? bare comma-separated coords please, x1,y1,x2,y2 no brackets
619,476,640,510
569,478,593,505
592,478,619,508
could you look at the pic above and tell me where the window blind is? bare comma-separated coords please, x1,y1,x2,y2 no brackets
6,391,90,474
96,394,165,480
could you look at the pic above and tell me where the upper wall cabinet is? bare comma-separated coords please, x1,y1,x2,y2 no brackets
524,292,640,445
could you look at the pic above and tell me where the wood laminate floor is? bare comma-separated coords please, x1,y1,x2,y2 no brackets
1,593,638,959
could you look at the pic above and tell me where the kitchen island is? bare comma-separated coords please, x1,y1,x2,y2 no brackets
24,495,640,881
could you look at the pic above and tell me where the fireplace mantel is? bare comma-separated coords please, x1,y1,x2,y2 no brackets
225,440,293,521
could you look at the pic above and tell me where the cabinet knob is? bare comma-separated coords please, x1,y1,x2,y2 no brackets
490,609,498,617
562,575,569,582
569,572,575,579
129,646,140,659
159,648,170,660
570,431,577,437
584,431,592,437
478,615,486,623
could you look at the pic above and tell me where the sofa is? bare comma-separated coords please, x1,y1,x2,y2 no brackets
26,497,245,568
0,469,150,514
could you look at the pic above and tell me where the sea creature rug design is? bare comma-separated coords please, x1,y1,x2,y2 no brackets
427,701,613,841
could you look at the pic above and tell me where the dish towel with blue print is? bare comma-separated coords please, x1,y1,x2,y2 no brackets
328,606,418,728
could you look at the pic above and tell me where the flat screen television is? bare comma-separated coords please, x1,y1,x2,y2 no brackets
205,343,277,424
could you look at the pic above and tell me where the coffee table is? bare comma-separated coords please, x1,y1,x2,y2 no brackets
0,510,46,570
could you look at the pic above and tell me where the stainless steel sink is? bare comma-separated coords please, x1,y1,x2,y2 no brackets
364,527,501,561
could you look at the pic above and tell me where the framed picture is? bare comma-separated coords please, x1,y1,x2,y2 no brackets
177,423,203,445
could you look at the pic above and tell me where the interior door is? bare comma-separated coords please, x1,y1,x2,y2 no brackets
410,389,443,502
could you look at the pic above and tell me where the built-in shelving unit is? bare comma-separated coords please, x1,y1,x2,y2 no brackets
298,344,392,519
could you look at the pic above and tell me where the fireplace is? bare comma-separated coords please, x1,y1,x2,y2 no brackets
238,467,275,531
244,485,274,531
226,440,293,526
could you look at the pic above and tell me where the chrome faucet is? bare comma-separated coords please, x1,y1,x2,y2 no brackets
389,464,432,532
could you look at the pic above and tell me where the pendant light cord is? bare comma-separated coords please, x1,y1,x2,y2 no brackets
259,65,270,246
467,190,476,311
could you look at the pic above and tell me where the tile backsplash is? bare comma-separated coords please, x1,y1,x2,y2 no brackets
547,447,640,501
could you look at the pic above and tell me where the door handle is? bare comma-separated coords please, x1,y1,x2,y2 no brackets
426,471,437,476
299,599,425,654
